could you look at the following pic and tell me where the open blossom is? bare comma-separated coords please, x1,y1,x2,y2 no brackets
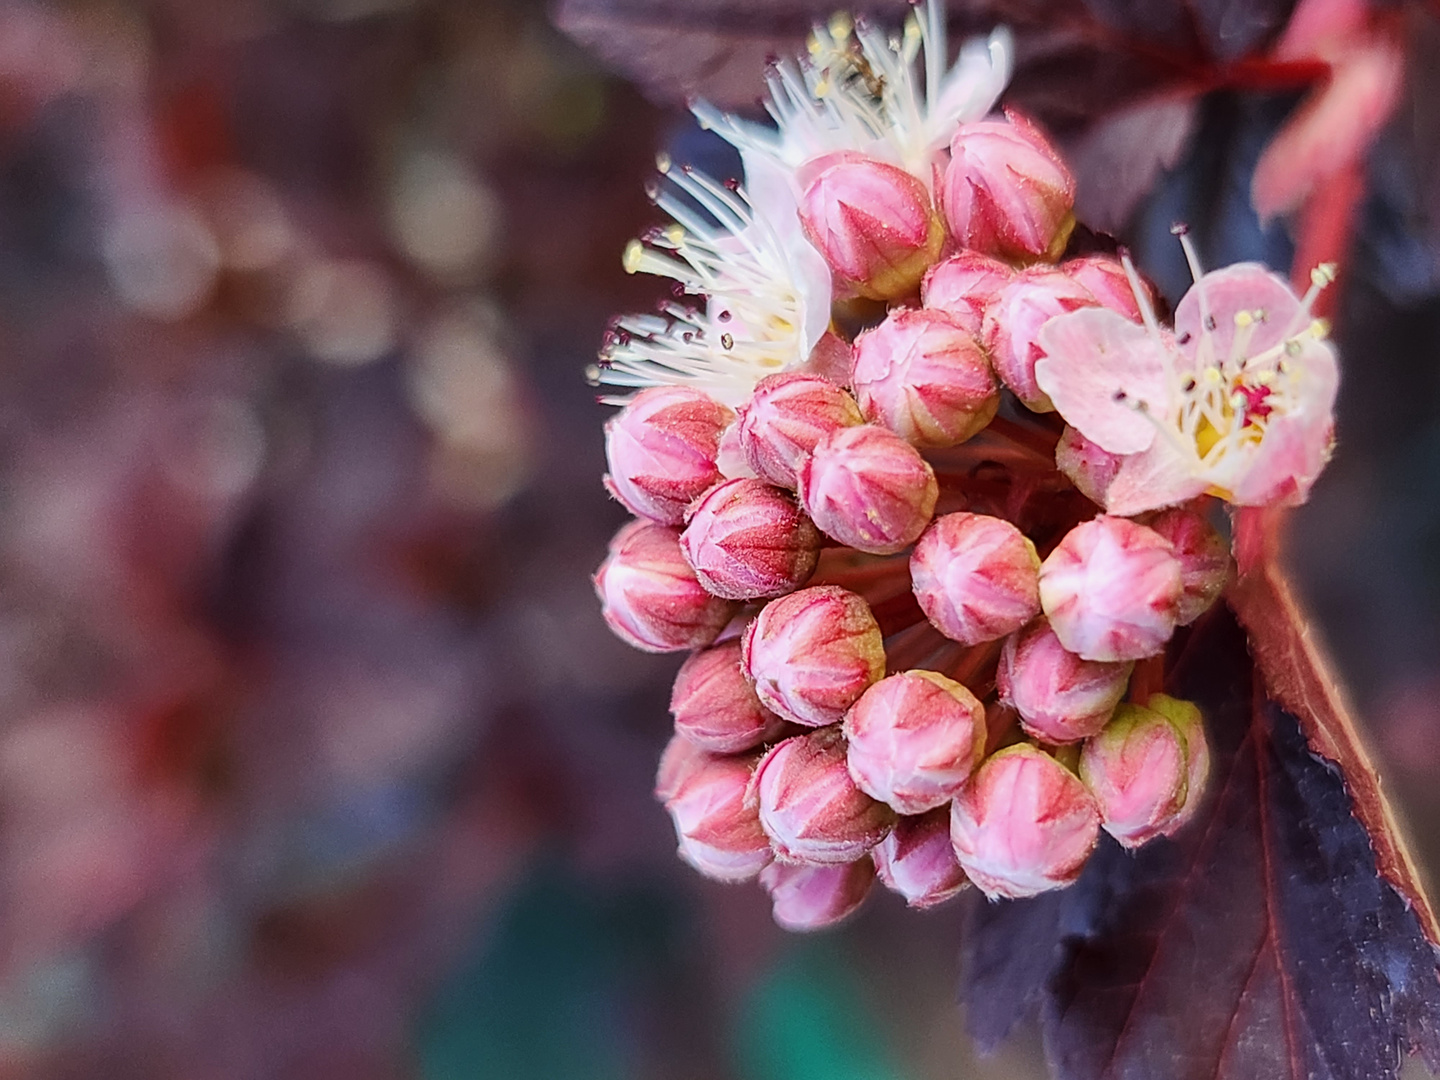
1035,237,1339,515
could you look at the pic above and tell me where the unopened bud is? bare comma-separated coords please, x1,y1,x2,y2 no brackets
1056,425,1123,507
799,424,938,554
942,111,1076,265
949,744,1101,900
604,386,735,524
715,418,758,480
760,858,875,931
595,521,738,652
665,753,773,881
655,731,713,802
1039,516,1183,662
921,252,1015,336
844,670,987,814
910,513,1041,645
737,372,863,489
1062,254,1150,322
671,640,788,753
680,478,821,600
799,154,944,301
742,585,886,727
851,308,999,448
872,808,969,908
982,268,1096,411
751,728,896,864
1079,703,1188,848
1144,693,1210,831
997,619,1133,743
1145,507,1231,625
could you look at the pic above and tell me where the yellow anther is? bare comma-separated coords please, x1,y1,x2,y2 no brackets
1234,310,1254,328
1312,262,1338,287
828,12,852,40
655,151,671,174
622,239,644,274
1203,368,1223,384
1310,317,1331,339
664,223,685,245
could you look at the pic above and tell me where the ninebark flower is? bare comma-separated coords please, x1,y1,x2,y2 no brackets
921,251,1014,335
665,753,774,881
996,619,1133,743
843,670,987,814
850,308,999,448
1079,703,1189,848
950,744,1101,900
873,808,970,908
799,424,939,554
595,521,737,653
737,372,863,489
1035,237,1339,515
983,268,1098,412
680,478,821,600
742,585,886,727
671,641,788,754
1145,505,1231,625
910,512,1041,645
760,859,875,931
604,386,734,524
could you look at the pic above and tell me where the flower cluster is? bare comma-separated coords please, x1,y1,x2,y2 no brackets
592,1,1337,929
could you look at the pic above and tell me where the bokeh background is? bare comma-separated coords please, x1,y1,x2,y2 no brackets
0,0,1438,1077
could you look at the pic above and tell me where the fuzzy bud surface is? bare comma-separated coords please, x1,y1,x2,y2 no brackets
737,372,863,489
680,478,821,600
949,744,1101,899
850,308,999,448
671,641,787,753
595,521,737,653
760,859,875,932
872,808,969,908
799,424,938,554
983,268,1096,411
997,619,1133,743
910,513,1041,645
1062,254,1150,321
742,586,886,727
941,112,1076,265
1079,703,1189,847
1039,516,1183,662
844,670,987,814
655,732,713,803
1056,425,1123,507
799,154,944,301
1145,693,1211,830
665,753,773,881
751,728,896,864
604,386,735,524
921,252,1014,336
1145,507,1231,625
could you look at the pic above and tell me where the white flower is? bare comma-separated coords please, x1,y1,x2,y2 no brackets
692,2,1012,185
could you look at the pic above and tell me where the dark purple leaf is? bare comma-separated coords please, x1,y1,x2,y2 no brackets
962,555,1440,1080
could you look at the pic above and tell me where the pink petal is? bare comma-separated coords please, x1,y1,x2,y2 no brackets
1103,439,1207,518
1227,338,1339,506
1035,308,1170,456
1173,263,1304,365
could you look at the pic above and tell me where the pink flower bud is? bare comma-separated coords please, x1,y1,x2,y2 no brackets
1145,507,1231,625
982,268,1096,412
799,154,944,301
655,731,713,803
665,753,773,881
1062,254,1150,322
715,419,757,480
851,308,999,449
941,111,1076,265
910,513,1041,645
1056,425,1123,507
680,479,821,600
1079,703,1188,848
799,425,938,555
759,859,875,932
671,640,788,753
996,619,1133,743
844,670,986,814
873,808,969,908
743,587,887,731
949,743,1101,900
751,728,896,864
1144,693,1210,831
1038,516,1183,662
742,586,886,727
737,372,863,489
595,521,738,653
604,386,735,524
921,252,1015,336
